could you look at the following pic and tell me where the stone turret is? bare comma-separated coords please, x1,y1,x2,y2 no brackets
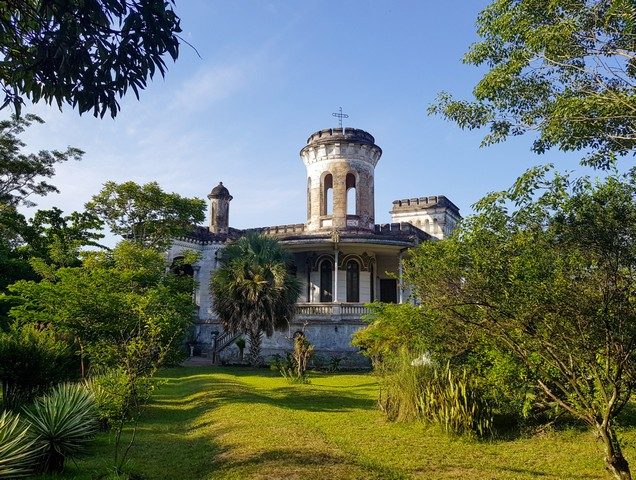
390,195,460,239
300,128,382,232
208,182,232,234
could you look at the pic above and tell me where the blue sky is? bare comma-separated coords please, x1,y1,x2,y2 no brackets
17,0,589,243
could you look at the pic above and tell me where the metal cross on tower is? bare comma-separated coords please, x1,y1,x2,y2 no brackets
332,107,349,129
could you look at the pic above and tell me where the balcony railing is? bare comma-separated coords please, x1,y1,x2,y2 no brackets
203,303,371,323
296,302,371,319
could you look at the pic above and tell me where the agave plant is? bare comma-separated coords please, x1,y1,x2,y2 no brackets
22,383,98,473
0,410,41,478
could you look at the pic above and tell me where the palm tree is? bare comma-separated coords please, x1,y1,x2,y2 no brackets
210,233,301,366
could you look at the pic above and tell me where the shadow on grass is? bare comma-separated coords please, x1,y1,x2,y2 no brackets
129,368,378,479
152,368,375,417
212,448,410,480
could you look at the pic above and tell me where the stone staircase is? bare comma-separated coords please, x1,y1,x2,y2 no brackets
210,331,242,364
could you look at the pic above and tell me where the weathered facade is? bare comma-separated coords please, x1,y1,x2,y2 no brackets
168,127,460,367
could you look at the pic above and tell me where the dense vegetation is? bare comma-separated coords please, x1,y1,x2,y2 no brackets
430,0,636,169
354,167,636,479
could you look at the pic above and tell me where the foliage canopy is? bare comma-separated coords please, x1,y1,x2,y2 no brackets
8,241,196,376
0,0,182,117
86,181,205,249
0,114,82,208
429,0,636,168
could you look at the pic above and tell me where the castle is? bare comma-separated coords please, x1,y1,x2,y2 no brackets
168,127,460,366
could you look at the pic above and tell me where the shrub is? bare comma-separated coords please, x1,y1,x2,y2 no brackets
377,351,493,437
269,335,315,383
269,353,294,375
23,383,98,473
290,333,314,381
418,363,493,437
89,368,155,429
377,350,429,422
0,324,77,409
0,410,41,478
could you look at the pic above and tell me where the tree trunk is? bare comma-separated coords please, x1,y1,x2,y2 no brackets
248,329,262,367
597,422,632,480
78,338,85,379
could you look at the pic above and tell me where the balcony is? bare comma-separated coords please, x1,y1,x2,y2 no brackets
202,303,372,324
295,302,371,321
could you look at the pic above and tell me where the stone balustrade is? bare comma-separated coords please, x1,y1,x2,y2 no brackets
203,303,371,324
296,302,371,320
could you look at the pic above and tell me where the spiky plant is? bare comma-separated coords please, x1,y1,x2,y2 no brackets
0,410,41,478
23,383,98,473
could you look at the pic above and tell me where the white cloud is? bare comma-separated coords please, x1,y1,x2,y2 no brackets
172,63,249,112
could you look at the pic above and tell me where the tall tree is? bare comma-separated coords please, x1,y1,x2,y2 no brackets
429,0,636,169
0,114,83,207
86,181,205,249
25,207,105,269
0,0,182,117
211,233,301,366
404,166,636,480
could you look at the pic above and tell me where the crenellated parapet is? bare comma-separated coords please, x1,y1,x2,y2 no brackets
300,128,382,167
390,195,461,240
391,195,460,215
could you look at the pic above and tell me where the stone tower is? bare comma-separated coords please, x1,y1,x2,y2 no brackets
208,182,232,234
390,195,461,240
300,128,382,232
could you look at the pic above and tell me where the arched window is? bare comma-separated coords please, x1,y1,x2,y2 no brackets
346,259,359,303
320,259,333,302
171,257,194,277
322,173,333,215
424,219,430,232
346,173,356,215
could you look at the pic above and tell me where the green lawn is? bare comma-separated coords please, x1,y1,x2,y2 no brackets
48,367,635,479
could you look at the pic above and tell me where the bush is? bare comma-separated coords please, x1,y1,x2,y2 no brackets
22,383,98,473
0,324,77,409
269,353,294,375
0,410,41,478
269,334,315,384
377,351,492,437
89,368,155,429
418,363,493,437
377,350,429,422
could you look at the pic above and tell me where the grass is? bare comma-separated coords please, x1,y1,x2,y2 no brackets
42,367,636,480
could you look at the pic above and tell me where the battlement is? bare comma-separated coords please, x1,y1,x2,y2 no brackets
246,223,307,237
391,195,460,215
300,129,382,167
305,128,376,148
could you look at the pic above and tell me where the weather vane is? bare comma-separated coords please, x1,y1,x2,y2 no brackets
332,107,349,129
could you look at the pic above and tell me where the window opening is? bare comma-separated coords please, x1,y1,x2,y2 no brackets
346,260,360,302
320,259,333,302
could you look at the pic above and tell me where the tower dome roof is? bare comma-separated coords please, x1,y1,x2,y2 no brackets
208,182,231,199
